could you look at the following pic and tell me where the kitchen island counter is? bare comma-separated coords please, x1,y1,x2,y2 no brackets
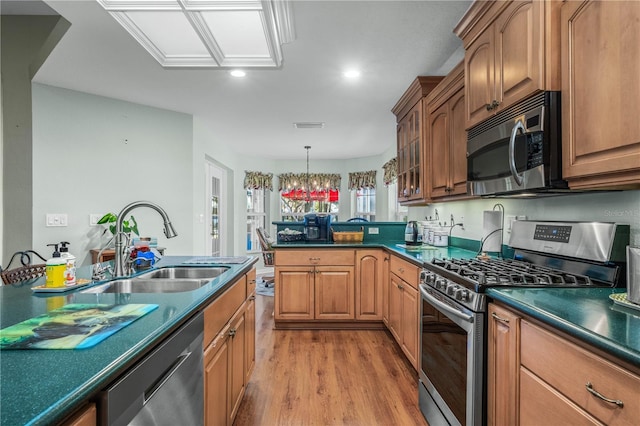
0,255,257,426
488,287,640,369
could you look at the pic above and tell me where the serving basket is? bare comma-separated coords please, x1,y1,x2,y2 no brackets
332,227,364,243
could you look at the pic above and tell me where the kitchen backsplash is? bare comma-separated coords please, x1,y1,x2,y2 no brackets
407,190,640,248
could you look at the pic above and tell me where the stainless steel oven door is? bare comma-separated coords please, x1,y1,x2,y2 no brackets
419,285,484,426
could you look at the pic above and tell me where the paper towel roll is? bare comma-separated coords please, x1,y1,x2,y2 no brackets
482,211,503,252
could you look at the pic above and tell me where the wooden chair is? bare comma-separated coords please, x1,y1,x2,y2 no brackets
1,250,47,285
256,227,275,287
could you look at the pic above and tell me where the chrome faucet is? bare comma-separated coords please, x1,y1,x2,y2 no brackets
113,201,178,277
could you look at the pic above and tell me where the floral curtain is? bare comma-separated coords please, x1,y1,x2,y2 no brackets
243,171,273,191
382,157,397,186
348,170,377,190
277,173,342,191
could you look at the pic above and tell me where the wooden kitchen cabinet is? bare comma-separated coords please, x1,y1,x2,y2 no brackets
392,76,443,205
455,0,561,129
355,250,386,321
487,303,521,426
488,302,640,426
427,61,468,199
561,0,640,189
274,249,357,326
203,269,255,426
60,403,96,426
388,255,420,370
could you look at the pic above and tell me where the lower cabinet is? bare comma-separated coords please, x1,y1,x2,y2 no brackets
355,250,386,321
488,302,640,426
203,269,255,426
388,255,420,370
60,403,97,426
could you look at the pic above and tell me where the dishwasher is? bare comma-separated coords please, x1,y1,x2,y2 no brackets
100,312,204,426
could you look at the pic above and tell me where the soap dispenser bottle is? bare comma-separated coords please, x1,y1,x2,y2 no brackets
59,241,76,286
45,244,66,288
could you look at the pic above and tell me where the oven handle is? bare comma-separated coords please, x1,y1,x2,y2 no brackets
420,286,474,323
508,119,526,186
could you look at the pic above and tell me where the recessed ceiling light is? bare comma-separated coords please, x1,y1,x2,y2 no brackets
230,70,246,78
293,122,325,129
343,69,361,79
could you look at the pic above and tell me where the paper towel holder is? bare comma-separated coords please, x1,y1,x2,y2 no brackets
479,203,505,257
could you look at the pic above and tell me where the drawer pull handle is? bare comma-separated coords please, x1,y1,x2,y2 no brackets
398,267,405,273
585,382,623,408
491,312,510,323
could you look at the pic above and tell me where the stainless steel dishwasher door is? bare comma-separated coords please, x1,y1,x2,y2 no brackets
101,312,204,426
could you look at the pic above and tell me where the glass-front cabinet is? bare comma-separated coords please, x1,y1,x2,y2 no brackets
392,76,443,205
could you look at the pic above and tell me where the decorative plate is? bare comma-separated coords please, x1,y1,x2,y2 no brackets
609,293,640,312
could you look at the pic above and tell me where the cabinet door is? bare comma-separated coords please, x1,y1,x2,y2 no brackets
61,403,96,426
388,273,403,342
561,0,640,186
494,0,542,111
487,303,521,426
400,283,419,369
465,28,495,128
382,254,390,326
228,308,246,424
275,267,314,320
204,329,230,426
314,266,354,320
245,294,256,383
448,88,468,196
429,101,450,198
355,250,384,321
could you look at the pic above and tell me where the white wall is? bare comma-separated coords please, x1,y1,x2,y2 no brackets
408,190,640,247
32,84,194,265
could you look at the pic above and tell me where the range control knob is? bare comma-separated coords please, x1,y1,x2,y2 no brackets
456,289,470,302
435,278,447,290
446,284,457,296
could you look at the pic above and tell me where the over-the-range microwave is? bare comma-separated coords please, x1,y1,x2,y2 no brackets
466,91,568,197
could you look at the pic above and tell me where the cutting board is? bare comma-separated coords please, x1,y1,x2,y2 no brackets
0,303,158,350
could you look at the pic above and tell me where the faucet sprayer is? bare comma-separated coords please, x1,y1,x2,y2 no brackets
113,201,177,277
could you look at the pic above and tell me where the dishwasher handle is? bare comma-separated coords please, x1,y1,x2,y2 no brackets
143,350,192,404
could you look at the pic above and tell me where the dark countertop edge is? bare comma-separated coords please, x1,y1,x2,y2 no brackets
487,288,640,369
26,257,259,426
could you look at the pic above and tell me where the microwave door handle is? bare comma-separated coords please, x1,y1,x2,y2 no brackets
509,119,526,186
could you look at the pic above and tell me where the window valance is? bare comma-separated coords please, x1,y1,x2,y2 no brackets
382,157,397,186
244,171,273,191
278,173,342,191
348,170,377,190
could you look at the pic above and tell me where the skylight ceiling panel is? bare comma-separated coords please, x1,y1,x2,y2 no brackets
201,11,269,57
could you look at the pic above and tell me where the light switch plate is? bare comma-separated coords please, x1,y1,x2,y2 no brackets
89,214,102,226
46,213,68,227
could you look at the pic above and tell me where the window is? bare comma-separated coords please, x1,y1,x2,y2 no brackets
352,188,376,221
388,182,408,222
247,189,267,252
280,189,339,221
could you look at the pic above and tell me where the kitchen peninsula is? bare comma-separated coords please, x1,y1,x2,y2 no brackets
0,256,257,426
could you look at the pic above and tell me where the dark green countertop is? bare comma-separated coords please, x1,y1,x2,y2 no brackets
0,256,257,426
487,287,640,368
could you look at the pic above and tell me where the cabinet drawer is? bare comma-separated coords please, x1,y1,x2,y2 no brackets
521,320,639,425
275,249,354,266
204,277,246,346
389,256,419,288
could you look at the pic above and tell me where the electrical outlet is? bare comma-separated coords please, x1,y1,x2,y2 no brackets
505,215,517,233
89,214,102,226
368,227,379,235
46,213,68,227
517,215,527,221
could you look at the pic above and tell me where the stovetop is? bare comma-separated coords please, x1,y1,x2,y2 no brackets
429,257,598,289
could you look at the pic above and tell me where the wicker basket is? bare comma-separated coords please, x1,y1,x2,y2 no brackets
332,227,364,243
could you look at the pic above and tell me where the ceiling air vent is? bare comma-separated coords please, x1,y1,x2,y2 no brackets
293,122,325,129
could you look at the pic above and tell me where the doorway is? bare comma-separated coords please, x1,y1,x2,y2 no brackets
205,160,226,257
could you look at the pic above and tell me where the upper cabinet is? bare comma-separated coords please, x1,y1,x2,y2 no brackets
392,77,443,205
426,61,469,199
561,1,640,189
455,0,561,129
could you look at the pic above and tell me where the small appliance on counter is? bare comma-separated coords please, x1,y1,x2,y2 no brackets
404,221,422,246
303,213,331,241
628,246,640,305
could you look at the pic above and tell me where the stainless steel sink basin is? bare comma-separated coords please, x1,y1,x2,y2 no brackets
136,266,229,280
81,278,212,294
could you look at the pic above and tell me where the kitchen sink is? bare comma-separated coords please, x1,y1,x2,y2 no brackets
81,278,212,293
136,266,229,280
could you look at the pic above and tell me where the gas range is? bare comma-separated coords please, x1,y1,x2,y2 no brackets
419,220,630,312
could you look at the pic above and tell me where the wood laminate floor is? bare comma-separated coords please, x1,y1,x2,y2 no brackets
233,294,429,426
